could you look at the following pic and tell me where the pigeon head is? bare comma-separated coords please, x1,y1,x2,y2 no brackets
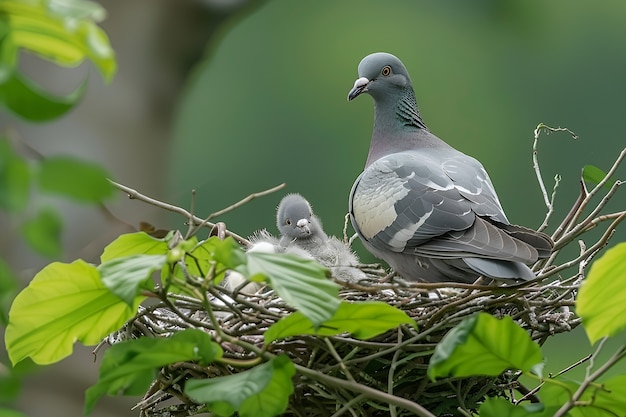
348,53,428,165
348,52,412,102
276,194,322,240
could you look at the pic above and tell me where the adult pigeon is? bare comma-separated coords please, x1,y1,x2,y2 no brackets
275,193,365,282
347,52,553,283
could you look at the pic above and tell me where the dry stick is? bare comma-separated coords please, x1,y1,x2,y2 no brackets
532,123,578,230
555,148,626,247
515,353,593,404
187,182,287,238
109,180,285,245
329,393,367,417
555,181,624,250
294,363,437,417
324,338,356,383
537,211,626,280
551,180,586,243
388,329,404,417
553,342,626,417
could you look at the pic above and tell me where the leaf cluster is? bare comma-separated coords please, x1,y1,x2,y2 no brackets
0,0,115,121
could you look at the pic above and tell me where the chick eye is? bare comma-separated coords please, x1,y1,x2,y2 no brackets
285,219,291,226
381,65,392,76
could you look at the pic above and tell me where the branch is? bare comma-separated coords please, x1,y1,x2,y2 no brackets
532,123,578,230
109,180,285,245
294,363,437,417
553,341,626,417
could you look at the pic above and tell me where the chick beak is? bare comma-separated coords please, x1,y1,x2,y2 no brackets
296,218,311,235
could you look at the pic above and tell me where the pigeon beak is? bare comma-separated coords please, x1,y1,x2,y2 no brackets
348,77,370,101
296,218,311,234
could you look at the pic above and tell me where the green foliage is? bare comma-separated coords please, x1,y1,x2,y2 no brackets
265,300,416,343
577,242,626,344
241,252,339,327
0,0,116,121
0,408,29,417
100,231,169,262
37,156,114,202
539,375,626,417
98,254,165,305
428,313,544,380
0,137,115,257
479,398,556,417
0,138,30,212
84,329,222,415
0,258,17,326
0,71,88,121
172,236,246,285
4,222,426,416
5,260,144,365
185,355,295,417
582,164,616,191
19,206,62,258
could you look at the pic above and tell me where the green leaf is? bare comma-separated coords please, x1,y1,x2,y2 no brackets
479,397,558,417
84,329,222,415
0,138,31,212
0,408,29,417
100,231,169,262
174,237,246,282
185,355,295,417
582,165,616,191
0,369,21,403
2,0,116,81
37,156,114,202
242,252,339,327
539,375,626,417
577,242,626,344
427,313,543,381
212,236,246,269
0,70,87,121
265,301,416,343
5,260,143,365
0,258,17,326
98,254,166,305
20,206,62,258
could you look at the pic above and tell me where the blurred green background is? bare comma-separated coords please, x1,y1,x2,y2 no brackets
170,0,626,245
170,0,626,398
2,1,625,416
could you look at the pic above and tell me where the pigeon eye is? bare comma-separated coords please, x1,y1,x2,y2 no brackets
285,219,291,226
381,66,391,76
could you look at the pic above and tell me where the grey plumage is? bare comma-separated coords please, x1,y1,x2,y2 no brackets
347,52,553,283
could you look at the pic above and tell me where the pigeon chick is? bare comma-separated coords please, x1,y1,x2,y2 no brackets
347,52,553,283
276,193,366,282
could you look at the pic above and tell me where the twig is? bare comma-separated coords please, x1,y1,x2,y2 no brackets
109,179,285,245
294,364,437,417
532,123,578,229
553,342,626,417
515,354,593,404
388,329,403,417
324,338,356,383
186,182,287,238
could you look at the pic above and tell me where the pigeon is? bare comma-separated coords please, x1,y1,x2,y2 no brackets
275,193,366,282
347,52,553,283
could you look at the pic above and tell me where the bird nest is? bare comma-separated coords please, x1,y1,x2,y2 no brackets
110,264,578,417
105,133,625,417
